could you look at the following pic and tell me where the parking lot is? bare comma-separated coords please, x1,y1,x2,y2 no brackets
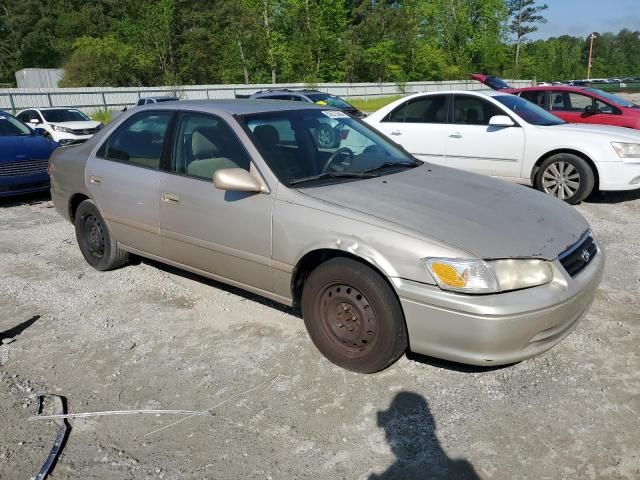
0,184,638,479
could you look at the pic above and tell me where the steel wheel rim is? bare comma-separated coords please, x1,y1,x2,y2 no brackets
82,214,106,259
316,283,379,356
317,127,332,148
542,161,580,200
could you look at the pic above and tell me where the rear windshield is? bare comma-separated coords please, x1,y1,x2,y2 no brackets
306,93,354,110
154,97,179,103
485,76,511,90
0,113,32,136
41,109,90,123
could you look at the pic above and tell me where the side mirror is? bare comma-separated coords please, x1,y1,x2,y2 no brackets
34,127,48,136
29,118,40,125
214,168,262,193
583,105,600,115
488,115,515,127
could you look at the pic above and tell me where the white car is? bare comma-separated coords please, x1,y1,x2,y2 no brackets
365,90,640,203
16,108,102,146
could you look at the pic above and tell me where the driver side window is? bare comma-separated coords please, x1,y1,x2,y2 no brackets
172,113,251,181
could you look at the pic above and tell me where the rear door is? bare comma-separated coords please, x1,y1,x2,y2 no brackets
158,111,274,292
445,95,524,178
373,94,449,165
86,110,174,256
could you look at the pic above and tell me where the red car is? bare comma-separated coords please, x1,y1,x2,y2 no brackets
470,74,640,130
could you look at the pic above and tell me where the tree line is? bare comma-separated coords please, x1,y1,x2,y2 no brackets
1,0,638,88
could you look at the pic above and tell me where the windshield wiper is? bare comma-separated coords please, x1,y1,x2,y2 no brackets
363,161,420,174
289,171,377,186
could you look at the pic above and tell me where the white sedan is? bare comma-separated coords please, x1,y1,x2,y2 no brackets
16,108,102,146
365,90,640,203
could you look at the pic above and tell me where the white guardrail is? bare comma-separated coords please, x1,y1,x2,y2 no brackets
0,80,533,114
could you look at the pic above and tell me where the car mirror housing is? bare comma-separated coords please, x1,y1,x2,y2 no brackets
214,168,262,193
34,127,48,136
29,118,40,124
488,115,515,127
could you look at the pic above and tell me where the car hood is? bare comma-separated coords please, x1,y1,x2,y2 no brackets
543,122,640,140
298,164,589,260
0,135,57,161
49,121,100,129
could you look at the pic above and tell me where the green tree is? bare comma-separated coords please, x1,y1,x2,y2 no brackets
507,0,548,74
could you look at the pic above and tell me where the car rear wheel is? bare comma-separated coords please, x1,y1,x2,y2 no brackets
301,257,408,373
74,199,129,271
535,153,595,204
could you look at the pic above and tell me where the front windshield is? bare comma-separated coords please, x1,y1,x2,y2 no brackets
41,109,90,123
0,113,32,136
306,93,354,110
494,95,565,126
242,109,419,187
586,88,634,108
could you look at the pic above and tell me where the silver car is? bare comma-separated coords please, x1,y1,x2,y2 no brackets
50,100,604,373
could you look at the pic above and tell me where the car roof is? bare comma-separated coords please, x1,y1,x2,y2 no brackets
400,90,508,99
139,99,333,115
513,86,589,92
141,96,179,100
28,107,82,111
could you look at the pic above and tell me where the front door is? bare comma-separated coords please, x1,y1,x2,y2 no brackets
85,111,174,256
159,111,274,293
373,94,449,166
445,95,525,178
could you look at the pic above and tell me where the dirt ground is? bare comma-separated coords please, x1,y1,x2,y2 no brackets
0,183,639,479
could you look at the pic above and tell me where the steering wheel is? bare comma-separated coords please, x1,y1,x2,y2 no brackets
321,147,354,173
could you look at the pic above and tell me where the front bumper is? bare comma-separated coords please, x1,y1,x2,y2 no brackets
50,131,93,146
0,171,50,197
394,247,604,366
597,160,640,191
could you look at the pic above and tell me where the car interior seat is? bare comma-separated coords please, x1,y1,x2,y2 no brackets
253,124,301,180
187,128,239,179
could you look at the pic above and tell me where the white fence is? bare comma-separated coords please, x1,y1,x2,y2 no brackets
0,80,533,114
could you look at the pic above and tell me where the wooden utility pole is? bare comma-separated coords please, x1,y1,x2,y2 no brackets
587,33,597,79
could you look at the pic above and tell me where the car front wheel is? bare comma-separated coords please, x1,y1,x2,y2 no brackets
535,153,595,204
301,257,408,373
74,199,129,271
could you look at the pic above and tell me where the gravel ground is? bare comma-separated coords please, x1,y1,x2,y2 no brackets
0,186,639,480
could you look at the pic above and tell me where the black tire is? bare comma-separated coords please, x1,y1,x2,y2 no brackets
535,153,595,205
74,199,129,271
301,257,408,373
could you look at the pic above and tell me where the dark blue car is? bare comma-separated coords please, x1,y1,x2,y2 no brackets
0,111,58,197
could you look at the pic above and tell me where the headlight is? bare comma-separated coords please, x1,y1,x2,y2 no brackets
612,142,640,159
52,125,73,133
423,257,553,294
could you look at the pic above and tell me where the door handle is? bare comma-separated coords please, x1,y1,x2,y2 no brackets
89,175,101,184
390,130,402,136
449,132,463,139
162,193,180,204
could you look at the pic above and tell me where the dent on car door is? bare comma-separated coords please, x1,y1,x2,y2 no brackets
445,95,524,178
375,95,448,165
86,111,174,256
159,111,274,293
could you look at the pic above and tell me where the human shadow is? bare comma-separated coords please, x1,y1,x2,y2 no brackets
0,315,40,343
369,392,481,480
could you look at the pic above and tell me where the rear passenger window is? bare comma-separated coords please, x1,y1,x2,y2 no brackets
98,112,172,169
384,96,448,123
172,113,251,181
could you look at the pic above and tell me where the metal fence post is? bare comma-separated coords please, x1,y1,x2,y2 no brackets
101,92,108,110
47,93,53,107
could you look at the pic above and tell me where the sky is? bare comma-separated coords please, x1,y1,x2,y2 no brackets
528,0,640,40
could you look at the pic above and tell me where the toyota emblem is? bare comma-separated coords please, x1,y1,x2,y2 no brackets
581,249,590,263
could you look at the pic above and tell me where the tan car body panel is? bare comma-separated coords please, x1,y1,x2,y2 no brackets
50,101,603,366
